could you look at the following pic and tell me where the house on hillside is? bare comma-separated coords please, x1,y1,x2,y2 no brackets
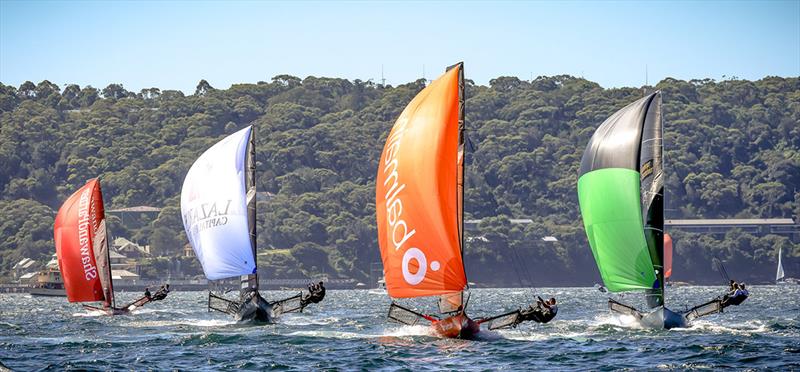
113,237,152,258
183,243,195,258
12,258,37,280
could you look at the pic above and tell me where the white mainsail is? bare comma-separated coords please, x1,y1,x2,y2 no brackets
776,247,785,283
181,126,256,280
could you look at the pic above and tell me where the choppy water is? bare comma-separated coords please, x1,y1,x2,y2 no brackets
1,286,798,370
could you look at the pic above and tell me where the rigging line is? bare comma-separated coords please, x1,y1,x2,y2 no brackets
516,243,536,297
712,256,731,284
509,241,536,296
507,244,527,290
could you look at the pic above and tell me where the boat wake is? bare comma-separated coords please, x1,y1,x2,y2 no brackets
591,313,644,329
73,309,108,317
678,319,770,335
279,315,340,326
120,318,237,328
382,324,434,337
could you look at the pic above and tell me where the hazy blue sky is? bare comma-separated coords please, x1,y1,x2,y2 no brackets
1,1,798,93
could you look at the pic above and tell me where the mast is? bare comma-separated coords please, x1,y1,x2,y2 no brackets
105,217,116,309
447,62,467,289
242,125,258,292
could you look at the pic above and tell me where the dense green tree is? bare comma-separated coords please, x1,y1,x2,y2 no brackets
0,74,797,284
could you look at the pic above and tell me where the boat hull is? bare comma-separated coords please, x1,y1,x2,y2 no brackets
237,293,274,323
431,313,480,339
82,304,129,316
639,306,688,329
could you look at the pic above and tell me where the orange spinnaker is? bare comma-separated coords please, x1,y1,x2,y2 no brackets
375,64,466,298
664,233,673,280
54,179,109,304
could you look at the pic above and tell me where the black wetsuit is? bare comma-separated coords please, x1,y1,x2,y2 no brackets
313,286,326,303
721,289,748,307
519,302,557,324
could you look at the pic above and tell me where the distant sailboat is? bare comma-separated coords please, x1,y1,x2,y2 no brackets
578,92,739,329
375,63,553,339
180,125,322,323
776,247,798,285
54,179,169,315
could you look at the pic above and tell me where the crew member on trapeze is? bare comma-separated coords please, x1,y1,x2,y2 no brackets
720,281,749,307
301,281,326,307
518,296,558,324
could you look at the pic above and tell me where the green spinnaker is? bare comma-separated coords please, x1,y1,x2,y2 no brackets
578,168,656,292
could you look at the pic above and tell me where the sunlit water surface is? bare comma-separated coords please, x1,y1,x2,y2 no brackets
1,286,798,370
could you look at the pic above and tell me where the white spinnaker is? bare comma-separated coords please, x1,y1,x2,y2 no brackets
776,247,785,282
181,126,256,280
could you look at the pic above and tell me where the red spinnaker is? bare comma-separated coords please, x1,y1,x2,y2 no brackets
54,179,112,305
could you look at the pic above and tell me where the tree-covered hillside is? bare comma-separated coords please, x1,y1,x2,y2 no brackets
0,75,797,285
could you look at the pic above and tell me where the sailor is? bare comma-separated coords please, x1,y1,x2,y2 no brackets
721,283,749,307
144,287,151,299
308,281,326,304
315,281,326,302
517,296,557,324
546,297,558,317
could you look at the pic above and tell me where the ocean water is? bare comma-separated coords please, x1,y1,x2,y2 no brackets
1,286,798,370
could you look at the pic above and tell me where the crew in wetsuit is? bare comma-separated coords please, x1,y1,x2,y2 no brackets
721,283,749,307
151,284,170,301
301,281,326,306
518,296,558,323
144,287,151,299
313,282,326,303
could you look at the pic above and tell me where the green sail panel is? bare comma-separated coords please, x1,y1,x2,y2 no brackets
578,168,656,292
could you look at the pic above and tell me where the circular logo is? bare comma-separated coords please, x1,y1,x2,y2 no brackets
402,248,427,285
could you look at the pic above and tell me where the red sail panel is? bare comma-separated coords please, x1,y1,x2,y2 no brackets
54,179,109,303
376,64,466,298
664,233,673,280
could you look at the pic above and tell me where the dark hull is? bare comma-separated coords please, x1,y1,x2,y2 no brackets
431,313,480,339
236,293,274,323
82,304,129,316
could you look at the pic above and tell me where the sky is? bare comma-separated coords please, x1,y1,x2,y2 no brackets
1,1,798,93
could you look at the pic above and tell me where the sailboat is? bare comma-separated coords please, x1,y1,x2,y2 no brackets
776,247,798,285
54,179,169,315
180,125,320,323
578,92,731,329
375,63,551,339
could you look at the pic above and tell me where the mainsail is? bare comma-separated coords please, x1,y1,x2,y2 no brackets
578,92,665,307
54,179,115,307
375,63,467,298
776,246,785,282
181,126,257,282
